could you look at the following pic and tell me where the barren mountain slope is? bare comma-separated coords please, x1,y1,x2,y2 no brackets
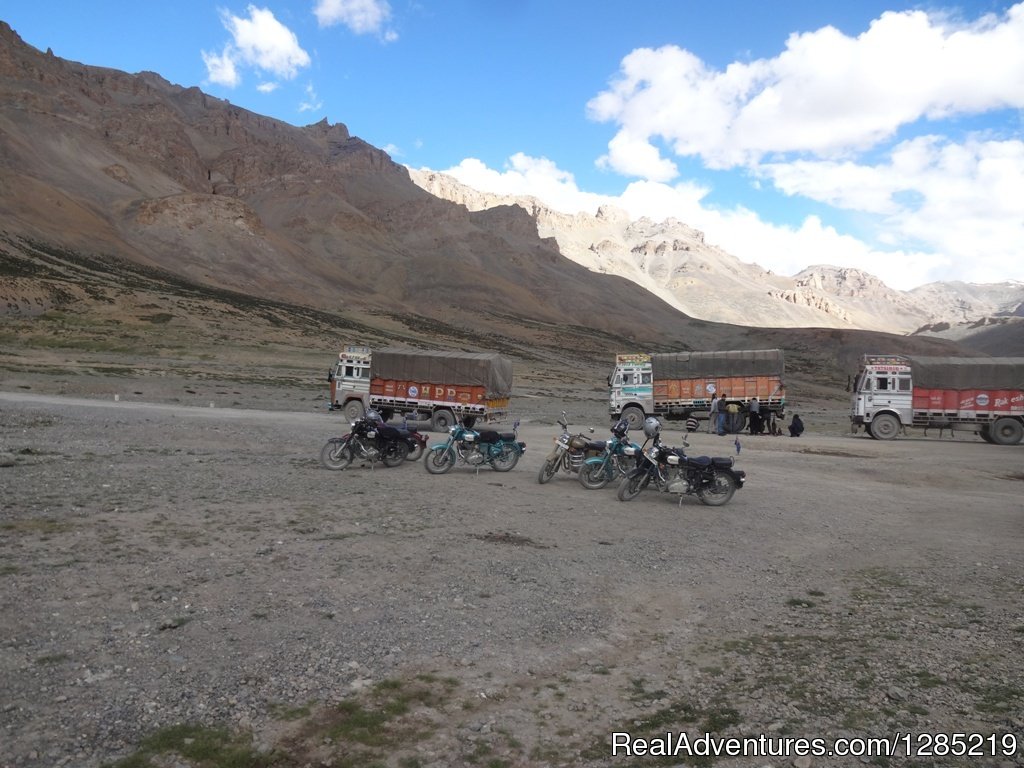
0,19,970,381
408,170,1024,337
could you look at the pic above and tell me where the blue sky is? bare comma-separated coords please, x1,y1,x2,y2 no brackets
5,1,1024,290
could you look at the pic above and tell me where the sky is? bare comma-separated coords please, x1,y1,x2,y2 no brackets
5,1,1024,291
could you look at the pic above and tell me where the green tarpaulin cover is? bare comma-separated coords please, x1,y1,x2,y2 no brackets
908,357,1024,390
372,348,513,396
651,349,784,379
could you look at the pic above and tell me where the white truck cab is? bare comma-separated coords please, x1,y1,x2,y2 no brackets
850,356,914,438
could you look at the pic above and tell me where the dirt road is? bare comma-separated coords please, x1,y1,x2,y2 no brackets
1,391,1022,767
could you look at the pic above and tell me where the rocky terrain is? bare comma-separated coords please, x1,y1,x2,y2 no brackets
2,374,1023,768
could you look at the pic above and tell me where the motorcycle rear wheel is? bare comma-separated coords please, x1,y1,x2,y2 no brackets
490,446,520,472
382,441,410,467
424,447,456,474
617,473,645,501
578,463,610,490
320,440,353,470
698,471,737,506
405,442,425,462
537,458,557,484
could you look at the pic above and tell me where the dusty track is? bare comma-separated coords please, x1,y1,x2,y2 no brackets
1,391,1022,767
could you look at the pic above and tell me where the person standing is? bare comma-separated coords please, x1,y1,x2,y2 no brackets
717,393,728,435
708,394,719,434
749,396,761,435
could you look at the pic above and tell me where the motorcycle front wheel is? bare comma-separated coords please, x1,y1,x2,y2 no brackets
537,458,558,484
382,441,410,467
320,440,353,470
617,472,646,501
698,471,737,506
490,446,520,472
578,462,610,490
424,447,456,474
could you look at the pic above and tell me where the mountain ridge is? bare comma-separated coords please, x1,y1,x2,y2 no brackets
0,19,970,383
407,169,1024,337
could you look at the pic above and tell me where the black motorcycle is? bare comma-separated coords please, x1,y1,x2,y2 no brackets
617,431,745,506
320,409,411,470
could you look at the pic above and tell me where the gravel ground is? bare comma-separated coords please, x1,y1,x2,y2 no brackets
1,383,1023,768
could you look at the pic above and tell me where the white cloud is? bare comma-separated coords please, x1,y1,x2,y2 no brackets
442,154,609,215
298,83,323,113
256,81,279,93
423,5,1024,290
201,47,239,87
223,6,311,79
314,0,396,40
432,147,1008,290
203,6,311,87
588,4,1024,175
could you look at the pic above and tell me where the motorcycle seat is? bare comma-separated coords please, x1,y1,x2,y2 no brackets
687,455,712,467
376,425,403,439
477,430,518,444
586,440,607,451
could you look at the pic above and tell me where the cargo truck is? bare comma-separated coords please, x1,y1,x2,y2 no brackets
850,354,1024,444
328,346,512,431
609,349,786,431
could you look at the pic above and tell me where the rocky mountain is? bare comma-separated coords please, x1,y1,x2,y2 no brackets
0,20,964,381
408,170,1024,338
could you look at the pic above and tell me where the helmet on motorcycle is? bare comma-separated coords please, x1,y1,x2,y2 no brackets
611,418,629,438
365,409,383,423
642,416,661,438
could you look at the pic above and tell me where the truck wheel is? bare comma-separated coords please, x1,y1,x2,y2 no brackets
724,412,746,434
988,417,1023,446
343,400,365,422
431,409,456,431
870,413,901,440
979,425,994,443
621,406,644,431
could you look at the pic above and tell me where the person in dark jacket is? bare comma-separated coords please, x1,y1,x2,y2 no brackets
788,413,805,437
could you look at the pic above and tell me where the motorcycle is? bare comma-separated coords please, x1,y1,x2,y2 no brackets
320,409,411,470
424,418,526,474
395,416,427,461
537,411,603,484
578,418,641,490
617,418,745,506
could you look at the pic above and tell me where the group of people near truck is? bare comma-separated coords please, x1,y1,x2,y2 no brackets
708,393,803,437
